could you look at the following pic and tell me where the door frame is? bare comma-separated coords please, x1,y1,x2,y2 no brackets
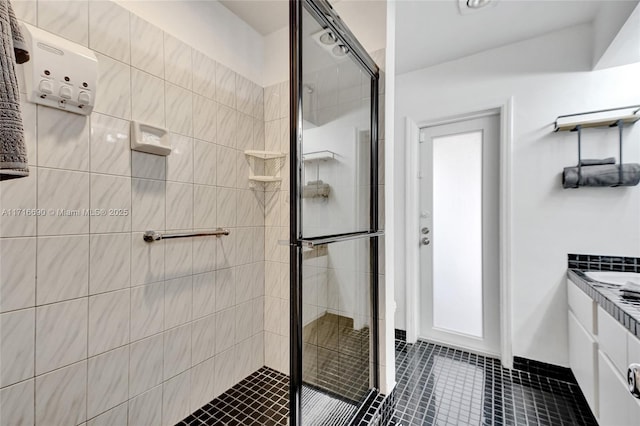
403,98,514,368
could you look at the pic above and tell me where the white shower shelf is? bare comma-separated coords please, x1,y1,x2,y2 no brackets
302,150,336,162
554,106,640,132
244,150,286,159
248,176,282,183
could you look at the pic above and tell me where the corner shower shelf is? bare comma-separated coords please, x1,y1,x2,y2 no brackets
554,105,640,132
244,150,286,186
248,175,282,183
302,150,336,162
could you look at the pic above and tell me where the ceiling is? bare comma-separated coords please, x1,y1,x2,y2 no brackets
395,0,605,74
218,0,288,35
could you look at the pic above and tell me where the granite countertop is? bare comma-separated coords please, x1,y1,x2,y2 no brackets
568,269,640,340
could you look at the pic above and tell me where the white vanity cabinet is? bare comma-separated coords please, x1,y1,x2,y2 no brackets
567,277,640,425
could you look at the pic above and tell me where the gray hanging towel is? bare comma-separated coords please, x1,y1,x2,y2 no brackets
562,163,640,188
0,0,30,181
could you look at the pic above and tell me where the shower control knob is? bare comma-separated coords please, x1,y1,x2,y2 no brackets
421,237,430,246
421,227,430,235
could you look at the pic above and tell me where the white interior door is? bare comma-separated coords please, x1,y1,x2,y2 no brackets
418,114,500,356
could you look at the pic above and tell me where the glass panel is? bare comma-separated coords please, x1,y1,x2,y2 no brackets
432,131,483,337
300,7,372,238
302,238,372,424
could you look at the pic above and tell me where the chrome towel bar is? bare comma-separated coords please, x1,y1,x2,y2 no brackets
143,228,230,242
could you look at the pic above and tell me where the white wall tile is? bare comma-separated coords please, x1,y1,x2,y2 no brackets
216,231,236,269
130,15,164,78
90,174,131,233
236,113,253,152
129,333,163,397
192,95,217,143
128,385,162,426
162,370,190,426
215,267,235,312
252,84,264,120
264,84,280,122
37,168,90,235
193,185,217,229
216,188,236,228
236,336,253,380
37,235,89,305
192,50,216,100
0,237,36,312
192,237,216,275
132,151,166,180
89,1,130,63
190,357,214,412
164,238,193,280
0,169,36,237
166,182,193,231
216,145,237,188
216,104,237,149
213,347,237,397
163,324,191,380
191,314,216,366
236,75,253,116
37,106,90,171
214,308,235,355
167,134,193,183
35,298,88,375
165,83,193,137
86,402,128,426
12,0,36,24
164,34,192,90
89,233,130,295
90,113,131,176
265,120,279,152
235,300,253,343
94,53,131,120
132,178,165,232
192,272,216,319
131,233,164,286
251,332,264,371
37,0,89,46
193,139,217,186
35,361,87,426
164,276,192,329
0,308,34,387
235,228,253,266
215,64,236,109
130,281,164,341
87,346,129,418
0,379,34,426
132,68,165,128
88,289,130,356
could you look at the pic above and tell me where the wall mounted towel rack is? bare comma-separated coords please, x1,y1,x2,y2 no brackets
143,228,230,242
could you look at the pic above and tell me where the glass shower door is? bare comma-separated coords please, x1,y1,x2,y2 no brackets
289,1,381,425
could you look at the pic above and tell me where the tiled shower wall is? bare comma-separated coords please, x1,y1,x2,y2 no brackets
0,1,266,425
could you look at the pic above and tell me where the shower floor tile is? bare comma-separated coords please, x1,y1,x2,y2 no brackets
391,339,599,426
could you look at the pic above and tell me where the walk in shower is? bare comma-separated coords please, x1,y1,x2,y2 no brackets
290,0,382,424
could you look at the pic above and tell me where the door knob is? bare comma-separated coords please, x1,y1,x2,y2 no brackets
421,227,430,235
421,237,430,246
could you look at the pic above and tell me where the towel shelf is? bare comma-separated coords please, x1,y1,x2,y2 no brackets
143,228,230,242
554,105,640,132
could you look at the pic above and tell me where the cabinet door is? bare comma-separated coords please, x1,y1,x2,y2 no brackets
599,350,635,426
569,311,598,416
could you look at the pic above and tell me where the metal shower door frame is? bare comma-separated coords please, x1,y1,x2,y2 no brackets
289,1,381,424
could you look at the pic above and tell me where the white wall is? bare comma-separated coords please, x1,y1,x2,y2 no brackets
395,23,640,366
116,0,265,84
264,27,289,88
592,0,640,68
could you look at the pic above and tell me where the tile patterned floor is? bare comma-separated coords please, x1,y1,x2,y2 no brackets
391,340,599,426
178,338,598,425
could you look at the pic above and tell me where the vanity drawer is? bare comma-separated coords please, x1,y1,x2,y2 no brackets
598,305,628,376
568,279,596,335
569,310,598,415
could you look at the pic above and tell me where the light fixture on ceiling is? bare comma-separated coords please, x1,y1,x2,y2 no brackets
332,44,348,57
466,0,492,9
458,0,497,14
311,29,349,59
